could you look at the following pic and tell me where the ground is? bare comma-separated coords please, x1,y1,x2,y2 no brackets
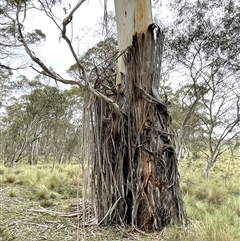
0,185,77,241
1,184,160,241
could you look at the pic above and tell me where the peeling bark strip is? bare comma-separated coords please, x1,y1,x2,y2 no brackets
91,25,185,231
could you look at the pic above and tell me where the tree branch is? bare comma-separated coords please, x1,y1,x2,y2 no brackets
62,0,87,80
16,0,121,122
16,4,81,86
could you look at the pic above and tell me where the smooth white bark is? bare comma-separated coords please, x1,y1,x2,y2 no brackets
114,0,153,84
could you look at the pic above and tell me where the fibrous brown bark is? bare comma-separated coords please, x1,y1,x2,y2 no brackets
91,24,185,231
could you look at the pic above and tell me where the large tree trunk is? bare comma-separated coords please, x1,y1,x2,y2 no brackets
89,0,185,231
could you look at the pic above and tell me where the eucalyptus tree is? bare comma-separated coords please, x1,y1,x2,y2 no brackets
195,78,240,178
27,85,68,164
2,96,46,166
165,0,240,174
1,71,82,166
11,0,185,230
2,82,67,166
91,1,185,230
170,84,208,160
0,74,34,165
61,87,84,162
44,86,84,165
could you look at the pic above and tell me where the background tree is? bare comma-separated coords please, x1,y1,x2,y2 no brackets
165,0,240,176
169,84,208,160
67,36,118,92
0,68,13,107
195,78,240,178
2,82,64,165
1,76,83,166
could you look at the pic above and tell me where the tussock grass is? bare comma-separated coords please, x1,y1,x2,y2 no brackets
3,174,17,184
32,183,51,200
194,183,226,206
8,187,18,198
228,198,240,217
0,166,5,175
164,219,238,241
0,164,80,200
39,199,55,208
0,228,17,241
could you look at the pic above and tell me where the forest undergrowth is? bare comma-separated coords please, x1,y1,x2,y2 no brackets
0,154,240,241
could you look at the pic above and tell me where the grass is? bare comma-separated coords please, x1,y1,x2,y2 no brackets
171,153,240,241
8,187,18,197
163,219,238,241
0,152,240,240
0,164,81,200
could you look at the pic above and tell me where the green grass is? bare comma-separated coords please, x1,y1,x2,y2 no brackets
0,152,240,240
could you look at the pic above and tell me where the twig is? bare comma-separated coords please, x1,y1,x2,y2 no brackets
28,222,52,228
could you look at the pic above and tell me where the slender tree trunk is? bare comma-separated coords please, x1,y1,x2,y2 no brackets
67,148,74,163
203,157,212,178
28,139,39,165
182,144,189,161
90,0,185,231
176,129,189,161
58,148,65,164
44,130,51,164
202,153,218,178
44,150,50,164
176,128,183,160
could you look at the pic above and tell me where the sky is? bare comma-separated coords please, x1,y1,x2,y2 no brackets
22,0,115,80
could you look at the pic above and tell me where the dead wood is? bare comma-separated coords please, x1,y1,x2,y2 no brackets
27,199,97,226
